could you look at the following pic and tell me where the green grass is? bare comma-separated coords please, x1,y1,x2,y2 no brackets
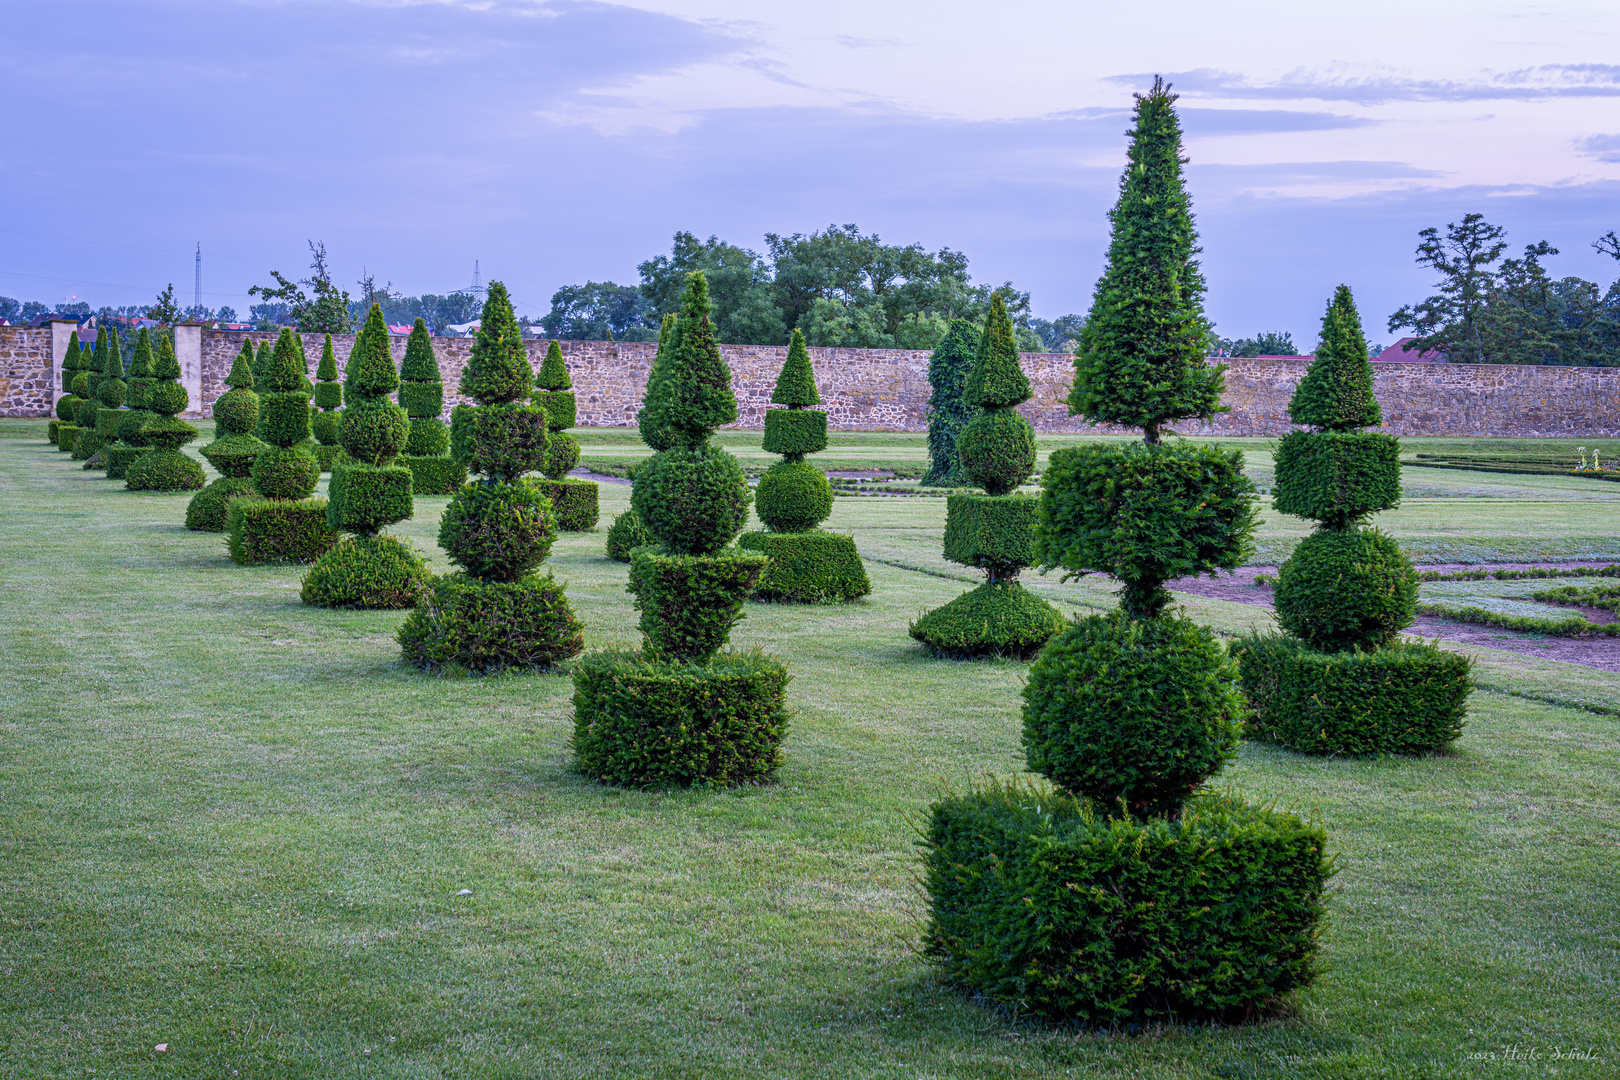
2,418,1617,1078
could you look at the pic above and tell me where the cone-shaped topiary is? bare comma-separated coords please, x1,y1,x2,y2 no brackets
72,327,114,460
912,294,1058,655
921,79,1328,1025
743,328,867,602
1243,285,1471,754
575,271,787,787
55,330,85,427
251,338,274,383
398,282,582,670
311,333,344,461
199,342,270,480
103,328,155,479
922,318,977,485
532,339,597,530
397,317,464,494
127,334,204,491
126,328,156,409
635,314,680,452
305,304,425,608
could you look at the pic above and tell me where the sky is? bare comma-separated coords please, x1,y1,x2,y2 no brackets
3,0,1619,347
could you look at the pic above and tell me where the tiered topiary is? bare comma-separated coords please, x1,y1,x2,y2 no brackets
71,327,113,461
311,334,345,472
922,80,1330,1024
922,318,979,486
57,335,93,451
1238,286,1472,753
397,282,583,672
530,339,598,530
604,315,678,560
104,328,157,480
572,271,788,788
302,304,428,608
51,330,86,445
125,334,204,492
252,338,274,382
227,328,334,562
910,295,1061,655
398,318,466,495
84,326,132,471
191,342,270,530
739,328,869,602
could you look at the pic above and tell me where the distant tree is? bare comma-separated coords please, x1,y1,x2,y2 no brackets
55,301,89,319
1217,331,1297,357
147,284,183,325
0,296,19,322
217,305,237,322
638,232,786,345
1388,213,1509,363
1028,314,1087,353
250,241,354,334
20,300,50,322
541,281,657,341
250,302,294,330
353,270,400,325
1595,231,1620,262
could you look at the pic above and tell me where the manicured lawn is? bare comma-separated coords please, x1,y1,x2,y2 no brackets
1,418,1616,1078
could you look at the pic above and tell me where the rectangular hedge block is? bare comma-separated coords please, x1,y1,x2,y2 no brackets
629,548,768,662
327,463,413,534
404,454,468,495
48,420,59,445
55,424,79,451
738,530,870,603
1272,430,1401,526
531,389,576,431
761,408,828,456
943,492,1037,573
227,497,337,565
532,477,599,531
399,381,443,419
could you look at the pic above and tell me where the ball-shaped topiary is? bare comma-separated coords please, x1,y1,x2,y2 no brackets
956,408,1036,497
1273,527,1417,652
631,442,751,556
438,462,559,579
605,509,655,562
126,447,205,491
755,458,832,533
540,431,580,480
252,446,321,499
301,534,430,609
338,397,410,466
185,476,258,531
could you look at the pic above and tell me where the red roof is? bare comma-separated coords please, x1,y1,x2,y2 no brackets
386,324,414,336
1376,337,1441,362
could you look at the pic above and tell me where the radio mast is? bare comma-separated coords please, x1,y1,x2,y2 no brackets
193,243,201,313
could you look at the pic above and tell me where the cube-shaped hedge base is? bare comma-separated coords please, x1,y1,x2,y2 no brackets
532,477,599,531
327,463,413,535
403,454,467,495
47,420,59,445
1273,430,1401,527
923,785,1331,1023
943,491,1037,575
71,429,104,460
227,497,337,565
1237,636,1473,755
55,425,79,452
104,442,147,480
738,530,870,603
396,572,584,674
571,649,789,789
910,581,1064,659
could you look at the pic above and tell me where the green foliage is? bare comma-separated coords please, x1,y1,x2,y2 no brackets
81,448,107,472
402,454,467,495
1238,636,1472,754
1069,78,1223,441
138,414,197,451
126,328,154,408
312,408,341,447
663,272,738,443
637,314,679,452
1273,430,1401,527
760,408,827,458
212,386,259,436
1273,528,1418,652
261,328,312,394
257,392,314,447
531,478,599,531
755,458,833,533
249,444,320,500
54,424,79,452
314,443,347,473
1291,286,1381,429
152,332,179,381
315,334,340,383
47,419,60,444
96,369,126,409
146,380,188,417
114,409,153,447
629,548,769,662
532,389,577,432
327,463,414,536
345,305,400,399
405,417,450,457
396,572,584,674
1387,213,1509,364
124,448,205,492
922,782,1331,1023
313,381,344,412
631,442,751,556
738,530,871,603
73,373,92,401
1023,612,1244,817
771,328,820,406
942,493,1037,580
449,402,549,481
605,509,655,562
1036,442,1257,618
439,479,557,581
103,443,147,480
225,342,255,389
963,293,1031,408
55,396,79,423
338,396,410,467
71,424,103,459
226,496,337,564
252,339,273,382
540,430,580,480
459,282,532,404
301,534,429,609
956,408,1035,496
571,649,789,788
924,319,978,485
95,408,123,439
85,328,106,400
200,433,269,479
398,382,443,420
186,476,258,531
399,318,440,383
908,581,1065,659
536,339,572,390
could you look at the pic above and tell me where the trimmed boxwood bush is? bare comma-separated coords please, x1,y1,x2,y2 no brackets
760,407,827,457
943,492,1037,581
126,449,205,491
301,534,430,609
449,402,549,479
1273,527,1417,651
312,334,343,445
923,782,1332,1024
252,445,321,500
1236,636,1472,755
438,477,556,580
227,497,337,564
403,454,467,495
908,581,1067,659
532,477,599,531
738,530,870,603
571,649,789,788
397,572,583,674
71,424,103,460
327,463,414,535
956,406,1036,497
124,335,200,492
755,458,833,533
1273,429,1401,527
55,424,79,452
104,442,148,480
186,476,258,532
605,509,654,561
48,419,60,445
628,547,769,662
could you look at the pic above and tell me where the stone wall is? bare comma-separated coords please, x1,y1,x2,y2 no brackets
5,324,1619,438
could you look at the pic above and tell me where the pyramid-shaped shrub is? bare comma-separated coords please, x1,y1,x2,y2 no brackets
51,330,85,444
911,295,1061,654
398,318,465,495
311,334,345,471
922,80,1330,1025
125,334,204,492
302,304,429,608
1237,286,1472,754
189,343,267,531
572,271,789,788
922,318,979,485
739,328,869,602
604,315,677,560
531,339,599,531
397,282,583,672
71,327,113,460
83,325,132,472
104,328,156,479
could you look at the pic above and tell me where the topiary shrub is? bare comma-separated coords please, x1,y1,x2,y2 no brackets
403,454,467,495
227,496,337,565
104,439,149,480
635,314,679,452
1273,527,1417,651
250,327,317,497
1272,429,1400,527
48,419,60,445
202,341,270,478
908,581,1066,659
55,329,86,427
755,458,832,533
628,547,769,662
397,282,583,672
186,475,258,532
71,421,104,461
55,424,79,452
925,80,1328,1024
739,530,870,603
126,447,205,491
530,338,598,531
398,317,449,461
1236,636,1472,755
605,509,654,561
125,334,201,492
301,534,429,609
923,318,978,486
631,442,751,556
311,333,343,448
532,477,599,531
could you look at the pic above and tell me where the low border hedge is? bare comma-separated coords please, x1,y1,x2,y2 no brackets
396,571,585,674
531,477,600,531
227,497,338,565
738,530,870,603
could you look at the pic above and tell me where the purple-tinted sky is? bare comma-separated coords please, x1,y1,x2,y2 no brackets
3,0,1619,347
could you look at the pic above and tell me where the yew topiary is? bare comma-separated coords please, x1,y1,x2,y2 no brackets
103,327,154,479
397,318,463,492
55,331,85,426
199,343,269,479
532,338,597,530
248,328,319,500
127,334,204,491
311,333,344,454
923,319,978,485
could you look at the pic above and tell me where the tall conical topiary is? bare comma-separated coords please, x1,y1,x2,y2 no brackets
397,317,464,494
104,328,156,479
531,339,598,530
398,282,582,671
191,345,268,530
922,79,1329,1025
572,271,788,788
252,338,274,383
71,327,113,460
81,325,131,471
740,328,869,601
911,294,1060,655
310,333,344,469
53,331,85,440
607,314,678,558
1239,285,1472,754
922,318,978,485
125,334,204,491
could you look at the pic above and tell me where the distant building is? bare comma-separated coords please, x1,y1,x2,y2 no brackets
443,321,480,337
1376,337,1443,362
386,324,414,336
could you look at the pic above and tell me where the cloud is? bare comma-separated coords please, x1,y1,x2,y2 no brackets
1109,64,1620,104
1575,133,1620,163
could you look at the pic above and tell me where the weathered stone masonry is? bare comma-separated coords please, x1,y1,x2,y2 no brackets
4,324,1617,438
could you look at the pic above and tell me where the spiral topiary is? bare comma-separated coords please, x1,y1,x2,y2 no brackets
126,334,204,491
55,330,85,429
397,317,465,494
103,327,155,480
531,339,598,530
397,282,582,671
311,333,344,468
